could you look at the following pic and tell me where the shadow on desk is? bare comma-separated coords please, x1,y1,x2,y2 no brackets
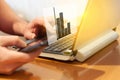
0,60,104,80
72,40,120,65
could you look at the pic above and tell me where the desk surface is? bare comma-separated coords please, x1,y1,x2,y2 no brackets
0,27,120,80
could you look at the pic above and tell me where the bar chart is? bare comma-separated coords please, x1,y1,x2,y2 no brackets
53,7,71,40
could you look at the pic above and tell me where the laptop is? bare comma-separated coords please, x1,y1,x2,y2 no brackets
38,0,120,62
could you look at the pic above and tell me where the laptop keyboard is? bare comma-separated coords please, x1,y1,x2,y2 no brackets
43,33,76,54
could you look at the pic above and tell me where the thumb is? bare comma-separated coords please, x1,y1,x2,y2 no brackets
0,36,27,48
24,31,36,39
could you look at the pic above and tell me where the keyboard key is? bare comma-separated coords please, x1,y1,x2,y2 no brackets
43,33,76,54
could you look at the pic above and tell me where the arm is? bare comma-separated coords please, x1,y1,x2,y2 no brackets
0,0,27,35
0,0,46,75
0,0,46,39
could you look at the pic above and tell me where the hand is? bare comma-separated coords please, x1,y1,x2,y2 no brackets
23,18,46,39
0,36,42,75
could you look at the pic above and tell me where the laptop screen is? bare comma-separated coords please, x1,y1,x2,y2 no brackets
73,0,120,50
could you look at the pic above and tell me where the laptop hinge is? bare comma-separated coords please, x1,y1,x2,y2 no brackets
63,50,78,56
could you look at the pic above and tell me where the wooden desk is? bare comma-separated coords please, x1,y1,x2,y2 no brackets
0,27,120,80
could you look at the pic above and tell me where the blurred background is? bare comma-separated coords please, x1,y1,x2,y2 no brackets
5,0,83,21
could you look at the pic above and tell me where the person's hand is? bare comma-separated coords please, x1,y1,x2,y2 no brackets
0,36,42,75
23,18,46,39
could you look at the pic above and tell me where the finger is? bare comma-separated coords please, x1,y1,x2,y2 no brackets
26,18,45,32
24,30,36,39
0,36,27,48
0,47,42,74
24,24,46,39
4,47,42,63
24,20,39,39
